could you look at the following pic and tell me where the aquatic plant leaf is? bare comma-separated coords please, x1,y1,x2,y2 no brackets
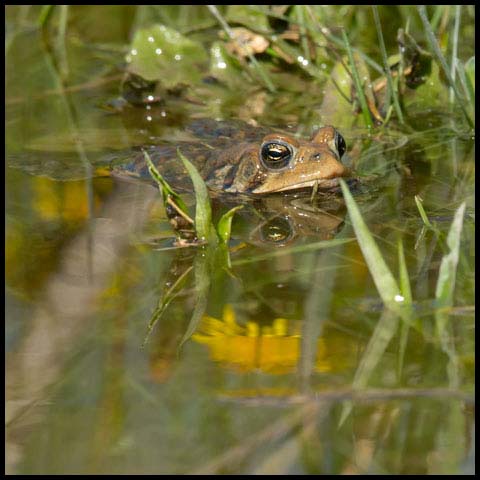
143,150,189,216
435,202,466,307
127,24,208,87
340,179,402,310
177,148,218,245
217,206,243,244
414,195,433,228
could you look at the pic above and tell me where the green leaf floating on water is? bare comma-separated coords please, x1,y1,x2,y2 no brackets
127,24,208,87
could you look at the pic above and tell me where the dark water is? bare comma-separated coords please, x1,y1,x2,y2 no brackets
6,6,474,475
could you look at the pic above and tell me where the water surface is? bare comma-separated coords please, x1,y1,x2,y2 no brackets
6,6,474,475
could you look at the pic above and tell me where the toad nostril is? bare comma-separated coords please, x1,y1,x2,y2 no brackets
311,153,322,161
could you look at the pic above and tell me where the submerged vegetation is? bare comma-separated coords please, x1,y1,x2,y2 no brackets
6,5,475,475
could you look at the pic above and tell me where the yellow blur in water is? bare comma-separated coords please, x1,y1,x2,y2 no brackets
192,304,354,374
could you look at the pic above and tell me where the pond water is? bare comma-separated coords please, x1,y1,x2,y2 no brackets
5,6,475,475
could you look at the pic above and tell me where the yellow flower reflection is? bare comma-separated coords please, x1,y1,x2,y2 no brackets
192,304,351,374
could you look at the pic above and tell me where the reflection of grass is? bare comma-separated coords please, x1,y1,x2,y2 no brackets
143,148,244,348
339,178,468,423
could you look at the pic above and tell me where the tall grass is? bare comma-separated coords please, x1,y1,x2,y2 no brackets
417,6,474,128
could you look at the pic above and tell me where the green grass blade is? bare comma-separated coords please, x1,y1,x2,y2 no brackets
449,5,461,104
435,202,466,306
434,202,466,389
464,57,475,101
142,265,193,347
178,249,211,351
177,148,218,245
417,6,474,128
372,6,404,124
397,238,412,304
143,149,190,215
341,29,373,129
396,237,411,381
339,308,400,425
38,5,55,28
414,195,433,229
217,206,243,245
340,179,402,309
55,5,69,80
456,57,475,106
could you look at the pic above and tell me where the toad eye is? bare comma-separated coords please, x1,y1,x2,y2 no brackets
335,131,347,158
260,141,293,170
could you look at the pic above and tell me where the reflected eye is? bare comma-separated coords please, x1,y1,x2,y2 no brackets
260,141,293,169
335,131,347,158
260,216,294,244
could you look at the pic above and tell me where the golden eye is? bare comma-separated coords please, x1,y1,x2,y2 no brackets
260,141,293,169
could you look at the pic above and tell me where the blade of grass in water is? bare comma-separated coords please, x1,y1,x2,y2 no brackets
142,265,193,347
341,29,373,129
417,6,474,128
434,202,466,389
143,149,190,218
178,248,211,351
414,195,433,229
435,202,466,309
340,179,402,310
456,58,475,106
396,238,412,381
339,308,400,426
217,206,243,245
177,148,218,245
397,238,412,305
372,6,404,124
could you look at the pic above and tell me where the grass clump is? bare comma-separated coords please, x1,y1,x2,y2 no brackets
143,149,242,247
